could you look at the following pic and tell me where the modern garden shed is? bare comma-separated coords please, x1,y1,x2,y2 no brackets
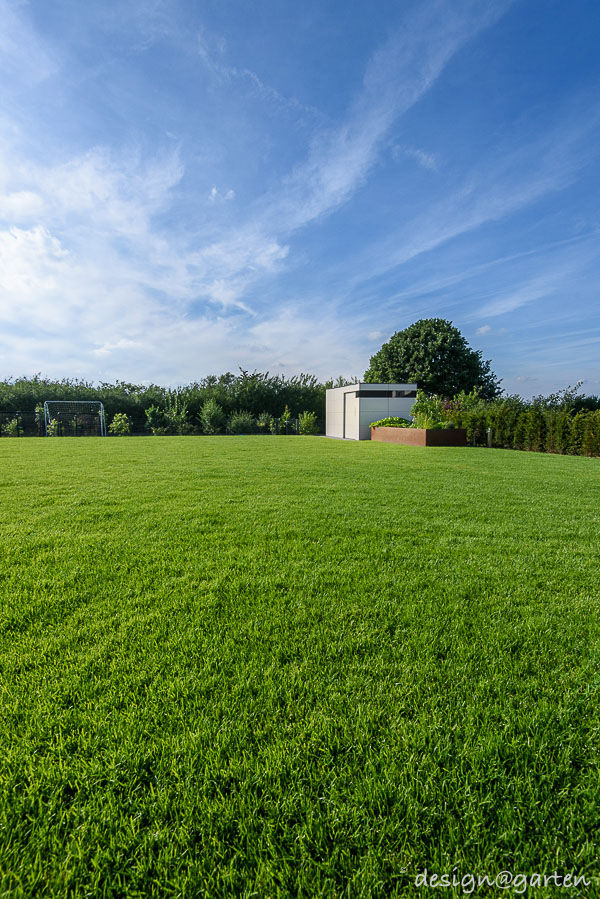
325,383,418,440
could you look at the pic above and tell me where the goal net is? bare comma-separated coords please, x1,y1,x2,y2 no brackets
43,401,107,437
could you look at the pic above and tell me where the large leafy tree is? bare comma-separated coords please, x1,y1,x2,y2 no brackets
364,318,502,398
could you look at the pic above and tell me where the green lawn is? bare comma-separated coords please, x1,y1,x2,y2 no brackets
0,436,598,896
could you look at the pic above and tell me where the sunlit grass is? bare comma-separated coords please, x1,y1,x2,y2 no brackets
0,436,598,896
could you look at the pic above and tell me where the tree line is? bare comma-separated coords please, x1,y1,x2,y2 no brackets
0,371,350,432
2,319,598,446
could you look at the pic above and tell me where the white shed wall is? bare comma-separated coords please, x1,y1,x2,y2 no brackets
325,384,417,440
325,387,344,438
344,392,360,440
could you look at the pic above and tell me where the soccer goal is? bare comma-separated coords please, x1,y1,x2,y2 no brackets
43,401,107,437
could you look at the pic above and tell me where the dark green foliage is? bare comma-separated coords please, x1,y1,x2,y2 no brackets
256,411,273,432
145,404,171,436
544,408,572,454
433,387,600,457
0,370,328,428
228,410,256,434
568,411,588,456
582,411,600,457
0,438,598,895
572,394,600,412
200,398,226,435
523,408,546,452
270,405,292,434
457,409,488,444
364,319,501,399
512,413,526,451
554,409,573,454
486,397,524,449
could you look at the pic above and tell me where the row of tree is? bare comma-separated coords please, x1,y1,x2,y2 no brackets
0,371,348,425
2,320,597,445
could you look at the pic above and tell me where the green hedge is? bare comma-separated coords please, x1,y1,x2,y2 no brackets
445,405,600,456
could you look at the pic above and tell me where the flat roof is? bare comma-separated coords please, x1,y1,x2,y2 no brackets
326,382,417,393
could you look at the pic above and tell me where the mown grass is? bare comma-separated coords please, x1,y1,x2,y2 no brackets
0,436,598,897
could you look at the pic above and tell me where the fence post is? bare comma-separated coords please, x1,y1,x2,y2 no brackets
487,427,492,448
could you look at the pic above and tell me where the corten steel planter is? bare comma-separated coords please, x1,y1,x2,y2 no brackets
371,426,467,446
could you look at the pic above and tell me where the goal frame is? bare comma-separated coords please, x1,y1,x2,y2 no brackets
43,401,107,437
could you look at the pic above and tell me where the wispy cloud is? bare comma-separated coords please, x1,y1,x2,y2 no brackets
394,144,439,172
263,0,515,232
4,0,598,397
196,26,325,123
208,186,235,203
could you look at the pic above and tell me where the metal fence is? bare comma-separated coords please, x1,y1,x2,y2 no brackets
0,411,43,437
270,418,300,435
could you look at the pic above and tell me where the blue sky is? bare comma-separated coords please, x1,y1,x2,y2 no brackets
0,0,599,396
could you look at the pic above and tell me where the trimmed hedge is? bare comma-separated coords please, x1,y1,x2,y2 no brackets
446,405,600,456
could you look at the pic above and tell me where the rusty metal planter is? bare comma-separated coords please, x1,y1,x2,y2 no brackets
370,426,467,446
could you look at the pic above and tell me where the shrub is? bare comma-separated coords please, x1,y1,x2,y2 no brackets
553,409,571,454
47,418,60,437
487,399,523,449
178,421,198,435
410,390,446,425
412,414,447,429
109,413,131,436
298,411,319,435
512,413,527,451
370,417,412,428
228,410,255,434
524,408,546,452
145,405,171,436
34,404,45,433
270,405,292,434
200,398,226,435
257,411,273,432
568,411,587,455
582,411,600,456
1,418,19,437
165,390,193,434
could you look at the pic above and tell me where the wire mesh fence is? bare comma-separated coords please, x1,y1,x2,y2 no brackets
0,412,43,437
270,418,300,435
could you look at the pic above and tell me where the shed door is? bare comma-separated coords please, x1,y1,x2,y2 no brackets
343,392,359,439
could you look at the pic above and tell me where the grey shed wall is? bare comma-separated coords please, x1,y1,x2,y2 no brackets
326,383,417,440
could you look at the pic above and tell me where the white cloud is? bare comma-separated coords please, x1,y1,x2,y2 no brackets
33,147,184,236
0,0,522,384
0,225,72,328
476,324,492,335
93,337,143,356
0,190,43,221
394,145,439,172
196,26,324,123
208,186,235,203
